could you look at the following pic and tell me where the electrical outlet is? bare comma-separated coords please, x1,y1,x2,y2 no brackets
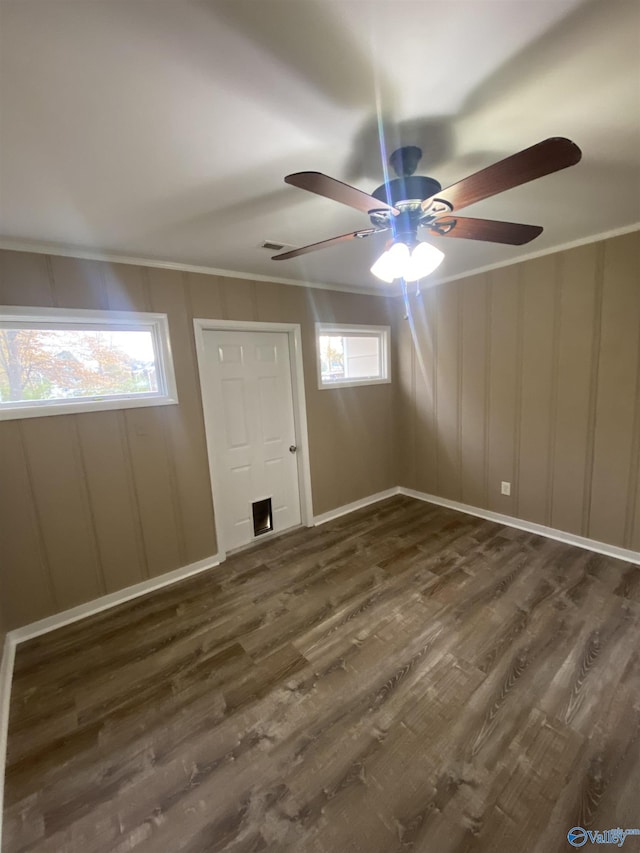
501,481,511,496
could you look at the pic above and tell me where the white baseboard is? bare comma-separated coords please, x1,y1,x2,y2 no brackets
313,487,400,526
7,490,634,649
0,633,17,850
10,552,222,646
399,487,640,565
1,554,223,850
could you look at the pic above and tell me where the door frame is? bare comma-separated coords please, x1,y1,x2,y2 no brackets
193,318,314,559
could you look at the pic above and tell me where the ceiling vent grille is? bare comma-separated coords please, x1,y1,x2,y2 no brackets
260,240,286,251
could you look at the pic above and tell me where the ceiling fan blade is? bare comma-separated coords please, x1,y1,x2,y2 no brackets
421,137,582,213
428,216,543,245
272,228,382,260
285,172,399,215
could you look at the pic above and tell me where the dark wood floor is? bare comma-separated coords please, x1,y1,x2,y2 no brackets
4,496,640,853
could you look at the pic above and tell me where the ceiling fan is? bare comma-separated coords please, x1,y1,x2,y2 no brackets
272,137,582,282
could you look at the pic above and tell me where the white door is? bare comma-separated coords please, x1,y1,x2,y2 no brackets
201,329,302,551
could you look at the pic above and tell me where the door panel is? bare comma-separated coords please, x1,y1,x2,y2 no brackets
258,376,281,442
221,379,249,448
202,330,302,551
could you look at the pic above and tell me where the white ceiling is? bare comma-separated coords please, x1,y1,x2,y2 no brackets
1,0,639,294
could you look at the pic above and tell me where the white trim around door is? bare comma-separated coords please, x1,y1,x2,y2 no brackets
193,319,314,559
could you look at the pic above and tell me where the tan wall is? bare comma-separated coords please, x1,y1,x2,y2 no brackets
2,231,637,631
0,575,6,658
0,250,397,629
397,230,640,551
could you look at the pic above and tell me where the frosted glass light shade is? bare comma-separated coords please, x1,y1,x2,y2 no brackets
404,241,445,281
369,241,410,283
370,240,444,283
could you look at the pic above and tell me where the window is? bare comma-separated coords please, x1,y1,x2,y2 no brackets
316,323,390,389
0,307,178,420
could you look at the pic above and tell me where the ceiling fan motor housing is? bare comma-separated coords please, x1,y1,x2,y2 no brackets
370,175,443,232
370,144,441,210
372,175,442,208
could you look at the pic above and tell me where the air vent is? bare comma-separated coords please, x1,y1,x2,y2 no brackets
260,240,286,251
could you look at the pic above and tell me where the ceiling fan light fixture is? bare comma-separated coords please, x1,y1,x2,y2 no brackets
404,241,445,281
369,241,410,283
370,240,444,283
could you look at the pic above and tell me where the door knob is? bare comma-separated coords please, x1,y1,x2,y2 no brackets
289,445,297,453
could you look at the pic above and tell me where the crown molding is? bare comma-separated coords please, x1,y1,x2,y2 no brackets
0,237,394,298
427,222,640,288
1,222,637,300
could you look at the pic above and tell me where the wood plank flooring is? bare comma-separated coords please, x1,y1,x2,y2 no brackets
4,496,640,852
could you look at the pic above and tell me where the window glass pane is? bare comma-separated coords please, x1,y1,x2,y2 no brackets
319,334,383,383
319,335,346,383
317,324,389,388
343,335,380,379
0,327,158,405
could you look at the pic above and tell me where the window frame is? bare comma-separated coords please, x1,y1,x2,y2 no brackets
315,322,391,390
0,306,178,421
